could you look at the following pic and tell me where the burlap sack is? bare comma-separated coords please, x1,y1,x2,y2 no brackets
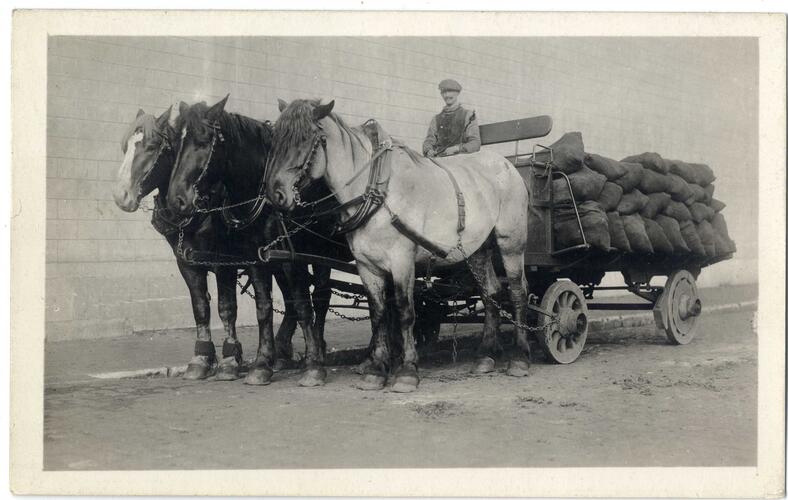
552,177,572,204
710,212,731,240
534,132,584,174
666,173,694,203
617,189,649,215
656,215,691,253
709,198,727,212
584,153,627,180
663,200,693,221
643,217,674,254
688,162,716,186
621,152,669,175
597,182,624,211
607,211,632,252
638,169,671,194
640,192,672,219
679,220,706,256
714,233,734,256
688,183,708,204
696,220,717,258
689,202,715,223
612,162,644,192
567,165,607,201
668,159,715,186
554,201,611,251
704,183,715,200
622,214,654,254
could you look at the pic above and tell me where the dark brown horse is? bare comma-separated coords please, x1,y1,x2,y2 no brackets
167,96,352,387
113,102,318,384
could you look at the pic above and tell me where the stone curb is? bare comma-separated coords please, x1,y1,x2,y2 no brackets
88,300,757,380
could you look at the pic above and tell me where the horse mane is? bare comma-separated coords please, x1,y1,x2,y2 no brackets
120,112,157,153
180,102,271,149
273,98,324,150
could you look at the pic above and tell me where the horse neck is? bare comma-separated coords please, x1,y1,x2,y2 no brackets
219,113,271,205
322,117,374,206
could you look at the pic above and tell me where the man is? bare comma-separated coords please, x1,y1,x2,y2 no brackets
422,79,481,158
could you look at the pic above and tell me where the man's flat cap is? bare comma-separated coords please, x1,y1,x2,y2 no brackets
438,79,462,92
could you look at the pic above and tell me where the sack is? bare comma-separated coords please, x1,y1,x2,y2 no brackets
643,217,674,254
656,215,690,253
534,132,584,174
714,233,734,256
567,165,607,201
679,220,706,256
689,162,716,186
612,162,644,192
621,152,669,175
709,198,727,212
689,202,715,223
710,212,736,255
688,183,708,204
554,201,611,251
622,214,654,254
638,169,671,194
696,220,717,258
666,173,694,203
617,189,649,215
668,159,715,186
704,183,715,200
597,182,624,211
640,192,672,219
584,153,627,180
552,177,572,204
710,212,730,240
663,200,692,221
607,212,632,252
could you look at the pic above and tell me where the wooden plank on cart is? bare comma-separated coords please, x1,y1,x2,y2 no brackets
479,115,553,145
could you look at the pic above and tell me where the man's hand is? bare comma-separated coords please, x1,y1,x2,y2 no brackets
441,145,460,156
425,149,437,158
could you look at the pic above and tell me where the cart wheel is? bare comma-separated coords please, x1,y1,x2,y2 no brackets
537,281,589,364
654,270,701,345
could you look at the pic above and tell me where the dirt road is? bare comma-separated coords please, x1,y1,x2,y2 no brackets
44,297,756,470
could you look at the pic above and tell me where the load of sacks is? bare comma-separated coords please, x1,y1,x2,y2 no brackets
539,132,736,259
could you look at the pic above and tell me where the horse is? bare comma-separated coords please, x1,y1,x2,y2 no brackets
265,99,532,393
166,95,352,387
113,103,314,385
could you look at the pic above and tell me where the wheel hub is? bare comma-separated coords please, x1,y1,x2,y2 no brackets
558,309,587,337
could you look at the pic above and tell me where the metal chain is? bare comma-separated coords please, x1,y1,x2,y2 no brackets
455,239,557,333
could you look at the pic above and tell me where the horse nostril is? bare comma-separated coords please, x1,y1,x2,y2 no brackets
274,188,287,206
175,196,188,212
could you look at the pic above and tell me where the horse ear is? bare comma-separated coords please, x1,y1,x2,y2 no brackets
179,101,189,117
277,98,288,112
206,94,230,121
155,105,172,128
313,100,335,121
136,108,145,118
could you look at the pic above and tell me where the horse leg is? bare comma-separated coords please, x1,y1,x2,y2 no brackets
389,258,420,393
280,263,326,387
272,269,299,371
177,261,216,380
356,265,390,390
311,265,332,361
467,249,503,374
214,268,242,381
244,266,275,386
499,250,531,377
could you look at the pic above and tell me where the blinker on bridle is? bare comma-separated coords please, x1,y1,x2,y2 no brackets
174,119,225,211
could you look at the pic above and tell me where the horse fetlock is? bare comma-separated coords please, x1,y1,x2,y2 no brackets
221,339,243,363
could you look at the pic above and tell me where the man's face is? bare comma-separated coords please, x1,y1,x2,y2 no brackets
441,90,460,106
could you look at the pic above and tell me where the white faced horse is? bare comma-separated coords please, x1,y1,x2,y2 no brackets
266,99,531,392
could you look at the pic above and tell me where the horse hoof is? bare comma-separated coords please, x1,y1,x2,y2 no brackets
298,368,327,387
506,359,531,377
390,379,419,393
357,374,386,391
244,368,273,386
471,356,496,374
215,358,240,381
353,358,373,375
183,357,213,380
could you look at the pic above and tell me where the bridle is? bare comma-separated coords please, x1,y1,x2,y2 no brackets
173,119,225,212
288,126,328,207
135,129,172,202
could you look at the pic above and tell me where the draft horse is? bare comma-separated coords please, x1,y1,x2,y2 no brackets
167,96,351,387
113,102,321,385
265,99,532,393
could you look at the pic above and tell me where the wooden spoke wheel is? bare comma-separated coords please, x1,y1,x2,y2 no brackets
654,270,702,345
536,280,589,364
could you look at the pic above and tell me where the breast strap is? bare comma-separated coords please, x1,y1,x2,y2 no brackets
427,158,466,233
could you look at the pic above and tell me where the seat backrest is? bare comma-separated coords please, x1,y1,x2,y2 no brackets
479,115,553,146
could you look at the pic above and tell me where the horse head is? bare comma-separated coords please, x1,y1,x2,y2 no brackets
113,106,176,212
265,98,335,211
167,95,230,216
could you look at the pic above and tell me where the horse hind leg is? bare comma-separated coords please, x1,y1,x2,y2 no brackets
282,263,326,388
244,266,275,386
214,268,244,381
272,269,299,371
177,261,217,380
389,259,420,393
467,248,503,374
497,247,531,377
356,265,390,391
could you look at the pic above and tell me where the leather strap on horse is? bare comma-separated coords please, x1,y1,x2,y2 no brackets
388,210,450,259
427,158,466,233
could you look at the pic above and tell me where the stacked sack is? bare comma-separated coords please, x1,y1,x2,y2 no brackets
542,132,736,259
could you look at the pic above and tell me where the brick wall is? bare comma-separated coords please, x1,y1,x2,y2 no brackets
46,36,758,341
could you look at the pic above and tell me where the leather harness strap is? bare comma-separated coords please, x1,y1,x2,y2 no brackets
427,158,466,233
